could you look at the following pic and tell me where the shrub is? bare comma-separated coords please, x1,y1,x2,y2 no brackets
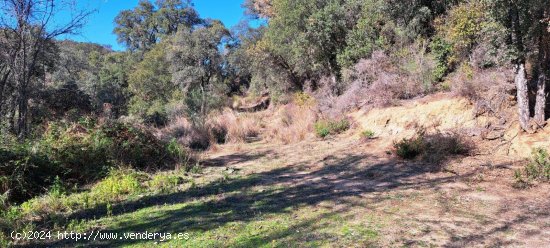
90,169,146,202
55,121,178,170
0,143,59,203
394,130,470,166
314,119,350,138
394,136,426,159
0,120,183,205
360,130,375,139
166,139,191,168
429,37,452,81
514,148,550,187
148,173,185,193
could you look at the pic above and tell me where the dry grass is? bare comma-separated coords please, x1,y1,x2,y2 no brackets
264,103,318,144
394,128,473,170
159,109,262,150
159,117,210,150
209,108,261,143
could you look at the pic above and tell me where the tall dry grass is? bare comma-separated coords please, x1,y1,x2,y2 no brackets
209,108,261,143
264,103,318,144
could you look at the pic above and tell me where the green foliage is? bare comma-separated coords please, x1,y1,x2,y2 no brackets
394,130,469,165
433,1,505,71
254,0,360,91
523,148,550,181
513,148,550,188
148,173,185,193
128,41,174,126
48,176,66,198
360,130,375,139
429,37,452,81
337,0,394,68
169,20,230,126
314,119,350,138
0,142,59,203
166,138,190,167
90,169,145,202
114,0,201,52
394,136,426,159
0,120,182,204
437,2,487,58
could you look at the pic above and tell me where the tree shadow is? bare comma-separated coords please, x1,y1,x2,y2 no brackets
22,151,527,247
200,150,273,167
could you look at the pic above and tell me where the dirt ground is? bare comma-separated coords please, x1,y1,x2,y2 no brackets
201,129,550,247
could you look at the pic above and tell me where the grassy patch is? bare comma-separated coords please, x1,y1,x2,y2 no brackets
514,148,550,188
314,119,350,138
361,130,375,139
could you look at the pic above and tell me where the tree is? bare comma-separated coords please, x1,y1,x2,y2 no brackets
168,20,230,125
114,0,201,52
0,0,91,137
244,0,274,19
128,41,174,125
250,0,362,92
95,52,133,118
385,0,459,39
491,0,550,131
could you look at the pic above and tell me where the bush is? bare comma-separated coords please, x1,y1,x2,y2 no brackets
314,119,350,138
394,130,470,166
394,136,426,159
0,143,59,203
429,37,452,81
90,169,146,202
514,148,550,187
148,173,185,193
0,120,185,204
360,130,375,140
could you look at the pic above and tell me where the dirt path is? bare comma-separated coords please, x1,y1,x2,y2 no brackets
201,134,550,247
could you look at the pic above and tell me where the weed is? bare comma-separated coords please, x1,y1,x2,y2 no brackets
293,92,315,107
314,119,350,138
91,169,145,202
49,176,66,198
394,136,426,159
360,130,375,140
106,202,113,217
189,163,203,174
514,148,550,188
149,173,185,193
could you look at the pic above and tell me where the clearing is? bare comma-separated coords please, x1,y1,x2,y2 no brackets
31,96,550,247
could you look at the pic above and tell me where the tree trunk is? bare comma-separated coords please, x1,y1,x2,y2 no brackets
515,64,530,131
534,72,547,126
16,91,29,139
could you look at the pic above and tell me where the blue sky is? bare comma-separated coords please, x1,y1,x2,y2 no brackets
61,0,250,51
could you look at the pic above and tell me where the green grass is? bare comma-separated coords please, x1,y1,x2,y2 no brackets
360,130,375,139
1,166,381,247
314,119,351,138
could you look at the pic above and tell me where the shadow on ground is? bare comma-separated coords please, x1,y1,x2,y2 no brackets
21,148,548,247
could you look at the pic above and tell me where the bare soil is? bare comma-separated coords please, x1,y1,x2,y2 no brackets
200,109,550,247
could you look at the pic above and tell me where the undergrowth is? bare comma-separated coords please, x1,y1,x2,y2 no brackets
514,148,550,188
394,129,470,167
314,119,350,138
